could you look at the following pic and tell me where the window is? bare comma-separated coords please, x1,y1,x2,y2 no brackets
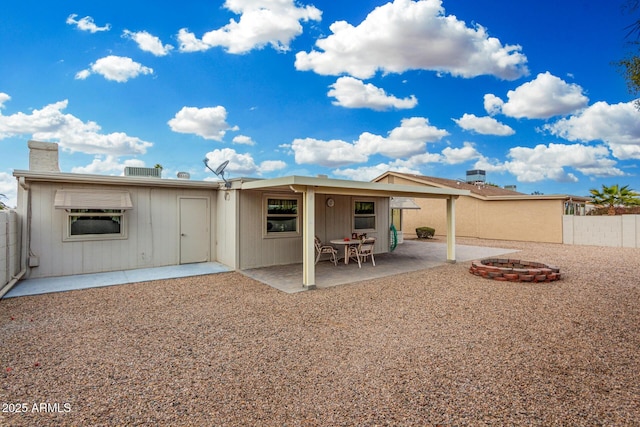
54,190,132,242
354,200,376,231
265,196,300,236
64,209,127,241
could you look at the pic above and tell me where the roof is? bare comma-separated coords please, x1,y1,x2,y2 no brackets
240,175,470,199
13,170,223,189
375,171,591,202
12,170,470,199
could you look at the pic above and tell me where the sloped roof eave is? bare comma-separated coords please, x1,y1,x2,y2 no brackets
378,171,589,202
241,175,470,198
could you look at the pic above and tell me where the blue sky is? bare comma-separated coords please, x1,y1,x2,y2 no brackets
2,0,639,207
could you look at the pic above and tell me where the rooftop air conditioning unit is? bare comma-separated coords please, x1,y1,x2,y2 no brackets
466,169,486,184
124,167,161,178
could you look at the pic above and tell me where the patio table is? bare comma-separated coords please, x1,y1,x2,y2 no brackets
329,239,361,265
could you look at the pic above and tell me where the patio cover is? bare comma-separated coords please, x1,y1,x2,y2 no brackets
242,176,470,289
390,197,421,209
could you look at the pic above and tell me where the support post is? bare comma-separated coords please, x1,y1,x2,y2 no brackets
446,196,456,263
302,187,316,289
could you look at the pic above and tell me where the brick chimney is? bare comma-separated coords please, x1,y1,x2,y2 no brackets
28,140,60,172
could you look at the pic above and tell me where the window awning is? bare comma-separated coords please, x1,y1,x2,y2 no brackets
54,190,133,210
390,197,421,209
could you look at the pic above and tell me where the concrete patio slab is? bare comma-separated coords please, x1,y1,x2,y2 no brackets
2,241,518,298
241,240,519,293
3,262,231,298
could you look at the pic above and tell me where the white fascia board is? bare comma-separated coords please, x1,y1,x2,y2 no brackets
241,175,470,199
13,170,221,190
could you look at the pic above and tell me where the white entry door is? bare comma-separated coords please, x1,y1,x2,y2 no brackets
179,197,209,264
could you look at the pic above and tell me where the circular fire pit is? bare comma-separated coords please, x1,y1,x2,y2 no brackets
470,258,561,282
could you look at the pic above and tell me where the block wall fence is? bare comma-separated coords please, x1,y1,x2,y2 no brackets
563,215,640,248
0,210,21,292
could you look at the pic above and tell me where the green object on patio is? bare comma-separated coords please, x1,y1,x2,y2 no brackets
390,224,398,252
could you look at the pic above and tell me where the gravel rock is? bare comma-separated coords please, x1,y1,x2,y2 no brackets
1,238,639,426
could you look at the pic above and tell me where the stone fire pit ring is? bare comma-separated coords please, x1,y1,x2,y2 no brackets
470,258,561,282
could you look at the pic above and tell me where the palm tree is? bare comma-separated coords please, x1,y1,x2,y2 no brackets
589,184,640,215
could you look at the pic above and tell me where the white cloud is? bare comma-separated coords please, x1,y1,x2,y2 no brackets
474,143,625,183
0,171,17,209
205,148,257,176
483,94,504,116
168,106,237,141
177,28,210,52
393,152,443,169
370,117,448,157
291,117,448,167
232,135,256,145
123,30,174,56
453,113,515,136
76,55,153,82
259,159,287,173
66,14,111,33
292,138,369,167
328,77,417,110
333,162,420,181
70,155,145,175
204,147,285,176
295,0,528,80
75,69,91,80
0,98,152,155
177,0,321,54
490,72,588,119
0,93,11,108
545,100,640,160
332,142,485,180
441,142,481,164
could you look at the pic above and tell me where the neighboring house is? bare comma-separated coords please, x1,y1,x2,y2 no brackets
11,141,470,290
375,171,590,244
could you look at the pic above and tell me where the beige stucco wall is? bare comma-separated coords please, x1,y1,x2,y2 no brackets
378,174,564,243
401,197,563,243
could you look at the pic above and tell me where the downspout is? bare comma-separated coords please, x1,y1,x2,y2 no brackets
0,177,29,299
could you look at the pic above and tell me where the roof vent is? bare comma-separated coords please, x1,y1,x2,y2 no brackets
177,172,190,179
124,167,161,178
504,184,517,191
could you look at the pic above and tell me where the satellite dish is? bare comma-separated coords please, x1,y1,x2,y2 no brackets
203,158,231,188
215,160,229,176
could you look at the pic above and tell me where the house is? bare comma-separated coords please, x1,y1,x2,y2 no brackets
375,171,590,244
10,141,470,291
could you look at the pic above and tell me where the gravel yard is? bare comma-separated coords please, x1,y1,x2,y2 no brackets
1,238,639,426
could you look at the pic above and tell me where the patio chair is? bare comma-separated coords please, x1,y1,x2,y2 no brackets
348,237,376,268
314,236,338,266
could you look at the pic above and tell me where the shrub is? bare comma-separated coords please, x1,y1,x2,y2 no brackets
416,226,435,239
